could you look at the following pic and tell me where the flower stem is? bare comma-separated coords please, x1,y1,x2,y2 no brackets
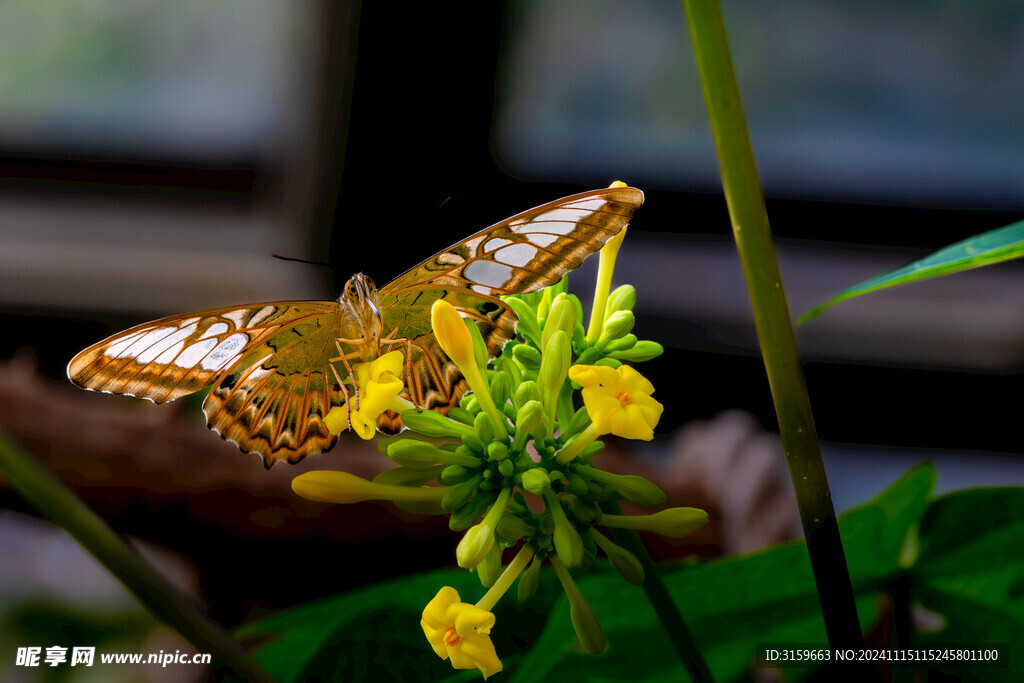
600,501,713,682
476,544,535,612
0,428,273,683
681,0,863,651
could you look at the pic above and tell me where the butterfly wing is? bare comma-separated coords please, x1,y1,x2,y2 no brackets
68,302,345,466
377,186,644,428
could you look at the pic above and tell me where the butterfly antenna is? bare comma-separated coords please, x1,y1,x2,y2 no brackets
271,253,334,270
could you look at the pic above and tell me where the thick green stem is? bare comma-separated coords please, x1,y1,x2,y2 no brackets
681,0,864,651
600,501,713,682
0,428,273,683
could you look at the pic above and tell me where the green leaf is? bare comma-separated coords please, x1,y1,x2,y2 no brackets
799,217,1024,323
909,487,1024,680
513,463,935,682
237,568,562,683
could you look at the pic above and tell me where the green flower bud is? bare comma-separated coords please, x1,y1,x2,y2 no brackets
477,541,503,587
547,499,584,569
373,465,444,487
599,310,635,344
498,459,514,478
605,284,636,315
520,468,551,495
400,409,470,438
502,402,517,420
504,297,542,347
457,522,496,569
512,343,542,370
609,340,664,362
447,406,476,425
570,594,605,654
589,529,644,585
489,372,513,410
499,356,522,387
474,412,496,443
593,357,622,369
461,393,481,414
448,492,495,531
568,498,601,524
539,331,570,405
441,474,483,512
561,406,592,441
487,442,509,461
517,555,542,602
439,464,475,485
553,560,606,655
460,430,486,454
542,294,577,352
387,439,480,468
513,400,545,446
514,380,542,408
621,507,709,538
495,513,532,542
603,333,637,353
566,473,590,497
578,466,666,508
479,479,495,491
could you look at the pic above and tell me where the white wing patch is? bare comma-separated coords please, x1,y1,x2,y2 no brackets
464,260,514,287
200,322,229,339
203,332,249,371
484,237,512,251
175,337,219,368
495,243,538,268
132,323,200,363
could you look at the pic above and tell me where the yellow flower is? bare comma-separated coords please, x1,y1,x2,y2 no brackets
421,586,502,680
325,350,405,439
568,364,663,440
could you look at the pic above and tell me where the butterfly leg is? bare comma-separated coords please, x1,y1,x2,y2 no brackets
331,340,363,413
379,334,422,413
326,362,355,430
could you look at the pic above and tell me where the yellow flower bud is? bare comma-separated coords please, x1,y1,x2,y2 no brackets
579,466,666,508
291,471,447,505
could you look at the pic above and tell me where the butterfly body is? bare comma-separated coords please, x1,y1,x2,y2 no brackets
68,186,644,467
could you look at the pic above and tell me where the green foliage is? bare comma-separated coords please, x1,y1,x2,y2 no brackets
240,463,1023,681
800,217,1024,322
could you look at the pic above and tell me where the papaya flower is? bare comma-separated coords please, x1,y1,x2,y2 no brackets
421,587,503,680
557,364,664,463
324,350,411,439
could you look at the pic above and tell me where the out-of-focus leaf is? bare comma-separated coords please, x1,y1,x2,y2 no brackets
910,487,1024,681
511,464,935,682
799,218,1024,323
236,567,561,683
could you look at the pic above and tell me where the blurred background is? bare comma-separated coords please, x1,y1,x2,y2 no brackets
1,0,1023,680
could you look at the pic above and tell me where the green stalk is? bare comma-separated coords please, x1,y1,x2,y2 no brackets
0,428,273,683
681,0,864,650
600,501,713,682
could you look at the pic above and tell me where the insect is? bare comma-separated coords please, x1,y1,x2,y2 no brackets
68,186,644,467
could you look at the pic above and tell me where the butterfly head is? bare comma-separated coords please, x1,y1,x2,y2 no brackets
341,273,384,352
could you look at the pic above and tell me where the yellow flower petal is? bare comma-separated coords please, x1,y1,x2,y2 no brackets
572,363,663,440
329,352,406,439
421,587,503,680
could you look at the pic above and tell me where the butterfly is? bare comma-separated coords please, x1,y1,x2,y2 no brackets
68,186,645,467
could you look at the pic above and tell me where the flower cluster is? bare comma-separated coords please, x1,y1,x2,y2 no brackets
292,184,707,679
